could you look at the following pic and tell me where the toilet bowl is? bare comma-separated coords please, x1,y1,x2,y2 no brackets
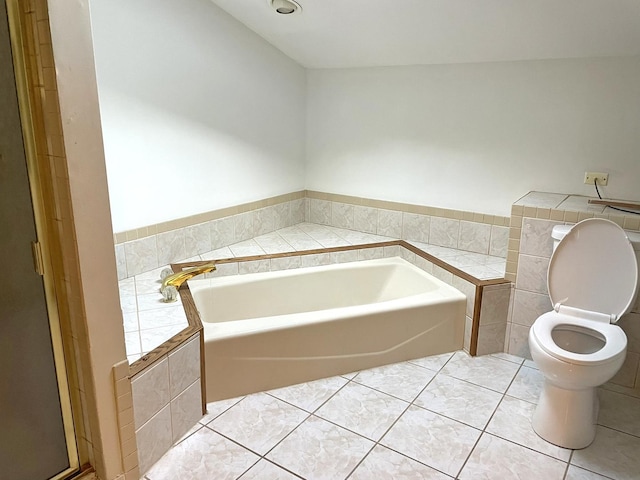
528,218,639,449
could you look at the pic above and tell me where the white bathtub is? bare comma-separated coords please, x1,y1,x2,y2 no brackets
189,256,466,401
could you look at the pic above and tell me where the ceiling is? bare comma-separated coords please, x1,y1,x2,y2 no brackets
210,0,640,69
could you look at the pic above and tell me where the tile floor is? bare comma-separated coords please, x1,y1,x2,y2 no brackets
141,350,640,480
120,223,507,362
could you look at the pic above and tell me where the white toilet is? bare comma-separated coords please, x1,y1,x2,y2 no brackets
528,218,640,449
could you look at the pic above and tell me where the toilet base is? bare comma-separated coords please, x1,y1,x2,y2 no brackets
532,381,599,449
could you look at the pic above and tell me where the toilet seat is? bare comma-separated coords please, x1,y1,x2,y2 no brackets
531,311,627,366
548,218,638,324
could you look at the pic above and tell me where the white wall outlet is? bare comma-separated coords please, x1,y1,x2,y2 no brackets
584,172,609,186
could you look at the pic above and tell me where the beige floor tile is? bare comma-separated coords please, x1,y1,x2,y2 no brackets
572,426,640,480
486,395,571,461
208,393,308,455
350,445,450,480
268,375,348,412
415,373,502,429
144,427,258,480
267,415,374,480
381,405,480,477
458,433,566,480
352,360,437,401
316,382,408,441
440,351,520,392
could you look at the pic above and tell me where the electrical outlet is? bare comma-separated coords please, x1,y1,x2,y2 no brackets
584,172,609,186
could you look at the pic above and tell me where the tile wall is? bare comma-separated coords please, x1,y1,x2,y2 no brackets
130,334,203,475
505,192,640,395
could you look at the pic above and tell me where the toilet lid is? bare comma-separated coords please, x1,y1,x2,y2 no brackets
548,218,638,323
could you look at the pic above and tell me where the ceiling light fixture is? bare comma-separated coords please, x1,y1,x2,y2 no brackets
269,0,301,15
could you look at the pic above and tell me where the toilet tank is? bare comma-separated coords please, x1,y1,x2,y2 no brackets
552,223,640,312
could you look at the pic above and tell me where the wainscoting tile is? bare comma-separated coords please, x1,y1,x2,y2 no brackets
508,323,532,359
511,289,552,327
358,247,384,260
301,253,332,268
330,250,359,264
266,415,374,480
168,335,200,399
515,254,550,294
234,211,255,243
520,218,562,257
476,323,508,356
479,284,511,326
136,405,172,476
273,202,291,230
458,433,566,480
270,256,302,271
132,358,170,429
170,379,202,444
254,206,276,236
309,198,331,225
157,229,186,266
115,243,127,280
238,259,271,274
598,388,640,437
290,198,305,225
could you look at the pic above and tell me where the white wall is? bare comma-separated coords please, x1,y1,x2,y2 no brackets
90,0,306,232
306,57,640,217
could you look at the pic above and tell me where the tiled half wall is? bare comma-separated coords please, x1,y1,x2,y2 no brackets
505,192,640,397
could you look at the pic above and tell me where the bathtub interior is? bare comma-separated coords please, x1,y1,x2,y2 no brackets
189,257,452,324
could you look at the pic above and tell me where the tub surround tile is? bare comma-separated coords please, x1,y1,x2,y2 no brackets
377,209,403,238
354,205,378,234
200,246,233,261
459,221,491,254
331,202,355,229
572,426,640,480
144,427,258,480
132,358,170,430
125,332,142,356
266,415,374,480
402,212,430,243
141,324,187,353
486,395,571,461
415,374,502,429
440,351,520,393
350,445,450,480
412,255,434,274
300,252,332,268
476,322,508,356
228,239,265,257
122,312,139,333
514,192,567,208
381,405,480,477
316,382,409,441
125,236,159,277
168,336,200,399
330,249,359,264
270,256,302,271
156,229,186,266
429,217,460,249
209,217,235,250
120,295,137,314
479,285,510,326
358,247,385,260
254,207,276,236
134,267,166,295
240,459,299,480
458,433,566,480
136,405,173,476
115,243,127,280
557,195,607,214
253,233,293,254
184,222,210,258
213,262,239,277
506,366,544,404
170,379,202,444
268,376,348,413
309,198,331,225
136,291,181,312
208,393,308,455
489,225,509,258
280,233,324,251
289,200,305,227
353,361,437,402
138,306,186,332
234,212,256,243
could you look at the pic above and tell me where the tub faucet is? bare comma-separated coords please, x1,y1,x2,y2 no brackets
160,262,217,302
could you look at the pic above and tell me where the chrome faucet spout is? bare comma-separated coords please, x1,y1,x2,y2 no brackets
160,262,217,302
